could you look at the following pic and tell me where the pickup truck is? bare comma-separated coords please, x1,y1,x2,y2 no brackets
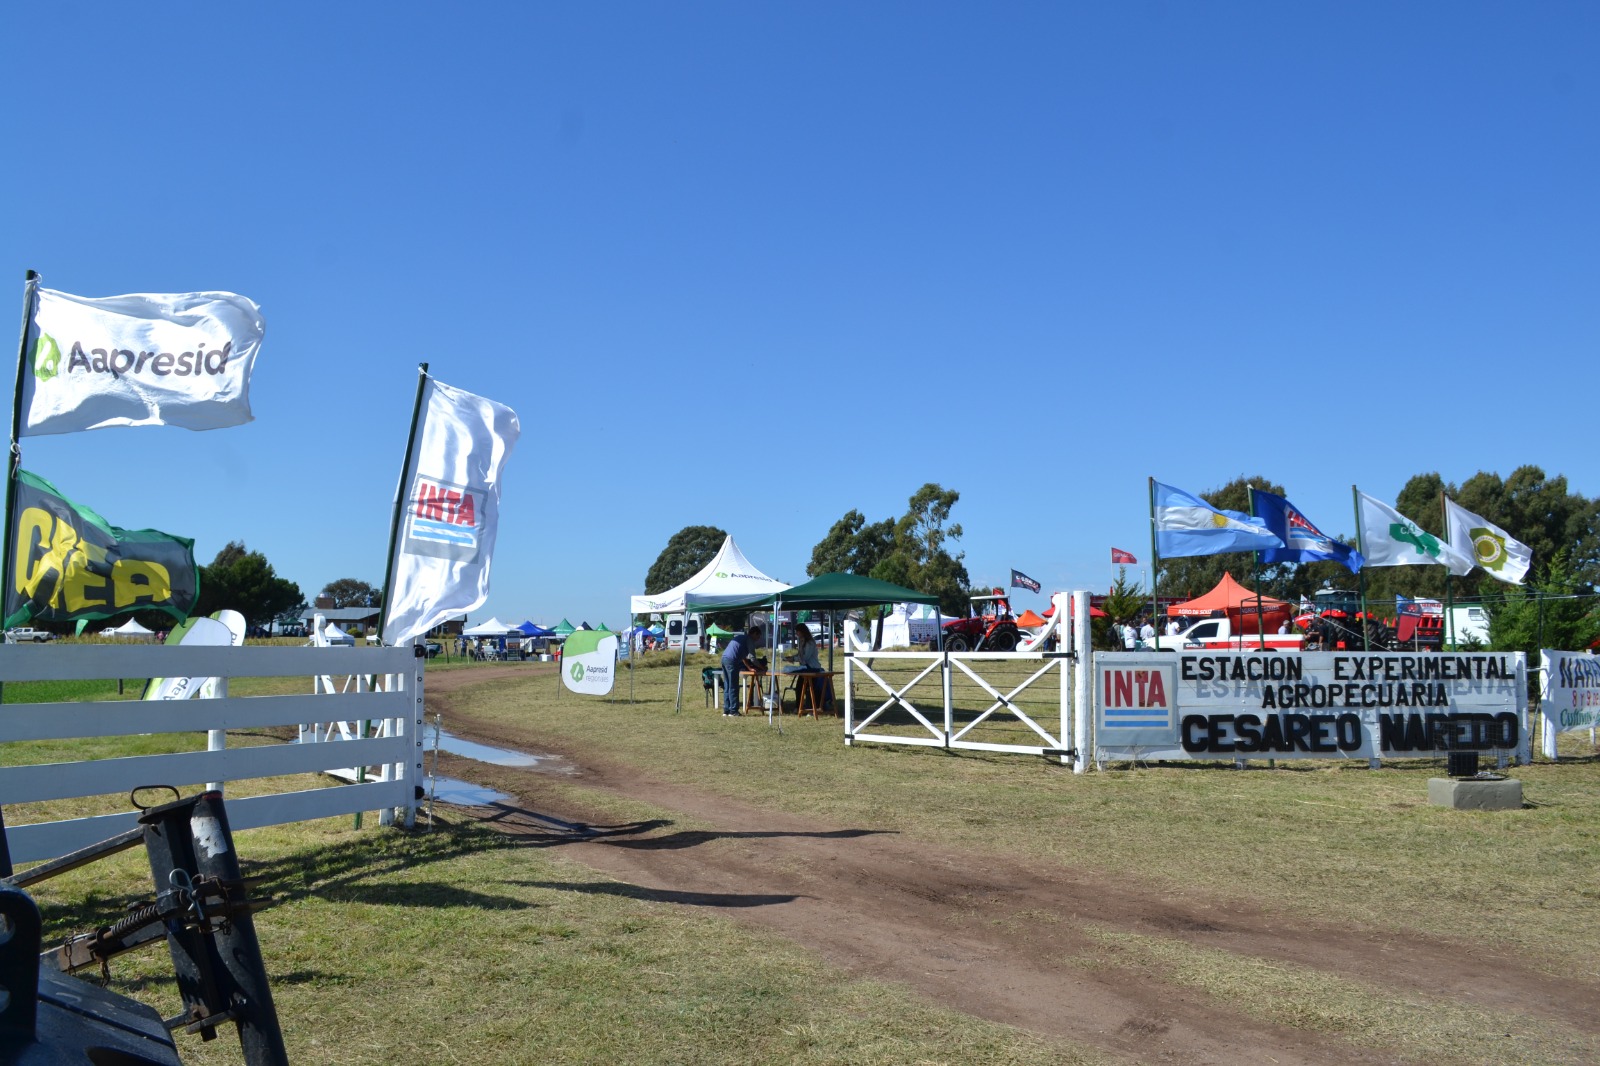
1148,616,1303,652
5,627,55,643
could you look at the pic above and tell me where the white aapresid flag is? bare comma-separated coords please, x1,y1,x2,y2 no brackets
1357,491,1474,574
21,286,263,435
382,376,520,646
1445,498,1532,584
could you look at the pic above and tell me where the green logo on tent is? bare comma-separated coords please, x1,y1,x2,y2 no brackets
716,572,728,579
1389,523,1441,559
1470,526,1508,571
570,662,584,682
33,333,60,382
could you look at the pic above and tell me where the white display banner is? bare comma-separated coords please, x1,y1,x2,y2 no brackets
1538,650,1600,759
382,377,520,646
562,632,618,695
23,287,264,435
1096,650,1527,763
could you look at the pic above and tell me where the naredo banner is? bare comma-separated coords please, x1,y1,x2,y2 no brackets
562,631,618,695
1539,649,1600,759
1096,650,1527,763
23,287,263,435
6,470,198,628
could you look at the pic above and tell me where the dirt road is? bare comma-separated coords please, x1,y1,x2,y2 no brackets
429,666,1596,1064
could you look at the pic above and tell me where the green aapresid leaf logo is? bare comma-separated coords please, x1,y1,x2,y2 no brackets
715,572,728,579
33,333,61,382
1470,526,1508,571
1389,522,1441,559
570,662,584,682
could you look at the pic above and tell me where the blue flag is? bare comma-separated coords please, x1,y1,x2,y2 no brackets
1152,481,1283,558
1249,489,1364,573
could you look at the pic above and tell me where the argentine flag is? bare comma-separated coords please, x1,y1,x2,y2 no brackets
1153,481,1285,558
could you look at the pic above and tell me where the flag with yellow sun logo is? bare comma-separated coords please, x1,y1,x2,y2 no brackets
1445,498,1532,585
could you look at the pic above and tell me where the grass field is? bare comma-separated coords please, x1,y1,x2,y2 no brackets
12,650,1600,1064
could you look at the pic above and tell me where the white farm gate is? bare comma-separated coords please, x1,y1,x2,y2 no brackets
0,642,424,866
843,592,1095,771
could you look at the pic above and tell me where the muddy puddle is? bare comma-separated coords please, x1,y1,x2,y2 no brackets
426,728,575,807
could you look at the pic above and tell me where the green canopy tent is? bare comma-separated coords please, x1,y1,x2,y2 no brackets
680,573,943,716
551,619,577,637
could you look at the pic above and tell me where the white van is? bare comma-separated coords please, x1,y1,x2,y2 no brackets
666,614,703,650
1448,606,1491,645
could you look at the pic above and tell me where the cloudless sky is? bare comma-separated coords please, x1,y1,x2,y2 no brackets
4,3,1596,626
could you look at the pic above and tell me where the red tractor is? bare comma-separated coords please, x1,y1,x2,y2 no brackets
941,589,1024,652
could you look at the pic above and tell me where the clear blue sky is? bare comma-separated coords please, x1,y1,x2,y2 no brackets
5,3,1596,626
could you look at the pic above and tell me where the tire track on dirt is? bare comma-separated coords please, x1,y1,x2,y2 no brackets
427,668,1599,1063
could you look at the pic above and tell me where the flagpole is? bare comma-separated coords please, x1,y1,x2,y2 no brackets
1441,490,1456,651
1147,477,1160,630
377,363,430,645
1249,485,1265,650
1352,485,1370,652
3,272,40,641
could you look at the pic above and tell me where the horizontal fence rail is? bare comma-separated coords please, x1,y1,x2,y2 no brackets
0,644,422,865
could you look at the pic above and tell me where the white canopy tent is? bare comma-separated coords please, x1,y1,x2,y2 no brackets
629,535,788,615
462,617,520,637
101,618,155,639
627,535,789,707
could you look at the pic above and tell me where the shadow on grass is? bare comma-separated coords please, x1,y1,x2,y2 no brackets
32,819,508,933
511,879,800,908
472,801,893,853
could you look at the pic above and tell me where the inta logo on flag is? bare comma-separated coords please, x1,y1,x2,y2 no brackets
1111,547,1137,564
404,476,482,561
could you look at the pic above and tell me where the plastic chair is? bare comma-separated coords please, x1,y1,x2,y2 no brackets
701,666,718,707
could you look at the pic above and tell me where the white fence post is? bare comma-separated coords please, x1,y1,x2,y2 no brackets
1072,591,1092,774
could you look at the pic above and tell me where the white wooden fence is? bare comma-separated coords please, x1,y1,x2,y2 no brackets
0,643,423,865
842,647,1076,762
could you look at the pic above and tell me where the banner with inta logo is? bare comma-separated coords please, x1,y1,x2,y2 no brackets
562,631,618,695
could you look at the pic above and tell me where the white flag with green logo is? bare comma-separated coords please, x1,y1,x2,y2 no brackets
1445,498,1531,584
1357,491,1474,573
22,287,263,435
562,631,618,695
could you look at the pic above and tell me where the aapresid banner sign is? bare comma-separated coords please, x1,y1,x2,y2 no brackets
1538,649,1600,760
6,470,198,628
22,286,264,435
1095,650,1528,765
562,631,619,695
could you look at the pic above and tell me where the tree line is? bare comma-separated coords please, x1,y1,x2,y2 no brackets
643,467,1599,657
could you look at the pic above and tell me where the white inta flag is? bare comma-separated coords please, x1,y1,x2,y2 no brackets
1445,498,1532,584
22,287,263,435
382,377,520,646
1357,491,1474,574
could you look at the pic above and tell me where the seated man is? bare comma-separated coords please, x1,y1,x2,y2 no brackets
721,625,764,716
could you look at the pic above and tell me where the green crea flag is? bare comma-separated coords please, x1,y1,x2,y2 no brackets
6,469,199,629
